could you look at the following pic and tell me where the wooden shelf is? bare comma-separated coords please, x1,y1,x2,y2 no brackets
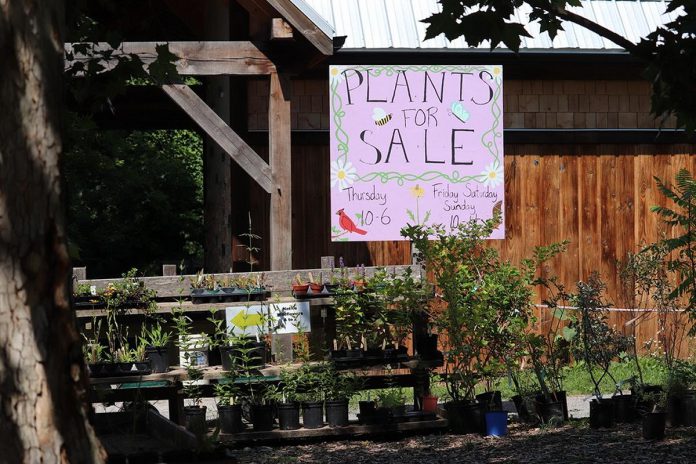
75,297,334,318
218,418,448,444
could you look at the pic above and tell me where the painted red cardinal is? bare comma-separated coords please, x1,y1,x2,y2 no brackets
337,208,367,235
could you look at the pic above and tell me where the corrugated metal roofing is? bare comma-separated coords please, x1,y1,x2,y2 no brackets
297,0,677,51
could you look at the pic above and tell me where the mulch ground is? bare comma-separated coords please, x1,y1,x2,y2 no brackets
227,422,696,464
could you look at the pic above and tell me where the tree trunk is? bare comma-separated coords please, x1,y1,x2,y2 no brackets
0,1,105,462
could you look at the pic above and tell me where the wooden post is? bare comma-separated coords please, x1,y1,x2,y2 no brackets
269,72,292,271
320,256,335,269
269,71,293,362
72,267,87,281
203,0,233,273
162,265,177,276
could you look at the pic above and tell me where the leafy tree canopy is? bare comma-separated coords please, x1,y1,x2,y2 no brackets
63,114,203,277
424,0,696,131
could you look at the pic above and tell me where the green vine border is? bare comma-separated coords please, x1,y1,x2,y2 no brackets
330,64,503,186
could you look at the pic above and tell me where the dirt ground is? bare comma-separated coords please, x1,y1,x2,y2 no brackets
227,422,696,464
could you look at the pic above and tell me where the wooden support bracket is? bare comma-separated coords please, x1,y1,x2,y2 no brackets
271,18,294,40
65,41,276,76
162,84,274,194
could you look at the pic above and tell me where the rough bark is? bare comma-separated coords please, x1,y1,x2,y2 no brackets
0,1,105,462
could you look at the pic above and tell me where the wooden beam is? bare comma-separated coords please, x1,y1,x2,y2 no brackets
265,0,333,55
271,18,294,40
269,72,293,270
65,41,275,75
162,84,274,193
74,265,423,298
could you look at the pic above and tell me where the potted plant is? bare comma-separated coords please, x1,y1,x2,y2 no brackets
376,388,407,421
233,333,274,431
384,267,430,361
294,363,328,429
421,372,440,413
403,212,563,434
324,365,358,427
620,245,693,426
569,274,632,429
643,390,667,440
73,281,104,308
352,265,367,291
332,285,367,362
291,273,310,298
139,321,172,373
190,271,220,303
214,370,245,434
270,367,302,430
183,365,207,436
101,268,157,311
307,272,324,295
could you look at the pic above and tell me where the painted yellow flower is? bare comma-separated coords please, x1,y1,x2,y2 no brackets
493,66,502,76
410,184,425,199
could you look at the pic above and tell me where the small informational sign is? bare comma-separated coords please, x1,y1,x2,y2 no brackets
225,301,311,337
329,65,505,241
268,301,311,335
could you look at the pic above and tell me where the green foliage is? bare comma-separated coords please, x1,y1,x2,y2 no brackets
63,114,203,277
568,274,633,399
402,212,558,401
185,365,205,407
139,321,172,348
646,169,696,317
422,1,581,52
101,268,157,310
376,388,406,408
423,1,696,131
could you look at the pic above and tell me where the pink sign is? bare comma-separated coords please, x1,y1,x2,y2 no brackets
329,65,504,241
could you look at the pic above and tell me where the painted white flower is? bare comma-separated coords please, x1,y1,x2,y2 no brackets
480,162,503,188
329,66,346,86
331,160,357,190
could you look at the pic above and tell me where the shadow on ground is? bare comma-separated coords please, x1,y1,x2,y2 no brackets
228,422,696,464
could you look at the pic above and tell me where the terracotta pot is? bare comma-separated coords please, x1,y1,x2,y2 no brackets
292,284,309,297
309,283,323,294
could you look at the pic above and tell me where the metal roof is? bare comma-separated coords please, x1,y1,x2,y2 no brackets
299,0,679,51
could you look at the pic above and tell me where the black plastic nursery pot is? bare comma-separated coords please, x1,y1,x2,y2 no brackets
512,395,537,423
681,391,696,426
666,394,682,427
218,404,245,434
476,391,503,411
183,406,207,436
633,384,663,416
250,404,275,431
359,400,376,416
144,347,169,374
232,340,268,369
302,401,324,429
535,391,568,422
643,412,666,440
589,398,614,429
277,402,301,430
219,345,235,371
613,394,637,423
325,399,350,427
445,401,486,434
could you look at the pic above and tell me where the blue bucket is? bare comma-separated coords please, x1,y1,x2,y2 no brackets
485,411,509,437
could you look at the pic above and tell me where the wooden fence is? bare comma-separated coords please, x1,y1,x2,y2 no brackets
280,142,696,357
